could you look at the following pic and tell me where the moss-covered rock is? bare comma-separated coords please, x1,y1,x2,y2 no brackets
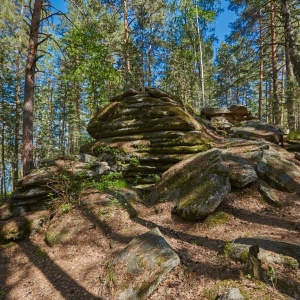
257,149,300,194
45,212,86,247
147,149,232,220
101,227,180,300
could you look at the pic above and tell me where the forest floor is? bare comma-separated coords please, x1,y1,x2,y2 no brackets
0,182,300,300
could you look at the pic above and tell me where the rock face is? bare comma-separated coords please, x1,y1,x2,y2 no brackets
102,227,180,300
147,148,258,220
80,88,211,186
148,136,300,220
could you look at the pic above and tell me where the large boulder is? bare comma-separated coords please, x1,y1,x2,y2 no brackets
148,149,259,220
257,149,300,194
101,227,180,300
81,88,211,186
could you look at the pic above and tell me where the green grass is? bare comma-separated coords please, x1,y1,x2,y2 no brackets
204,212,229,228
85,172,127,191
287,131,300,140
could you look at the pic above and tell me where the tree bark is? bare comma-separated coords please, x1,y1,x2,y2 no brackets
14,49,22,189
270,0,279,125
123,0,131,87
22,0,43,176
195,7,205,107
281,0,300,86
258,11,264,121
1,72,6,200
281,0,298,130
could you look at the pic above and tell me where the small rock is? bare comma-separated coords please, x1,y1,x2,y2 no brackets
216,288,245,300
258,181,282,207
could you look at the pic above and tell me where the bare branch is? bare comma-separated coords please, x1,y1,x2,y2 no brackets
37,34,52,47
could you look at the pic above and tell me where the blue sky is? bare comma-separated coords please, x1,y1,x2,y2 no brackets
215,0,237,44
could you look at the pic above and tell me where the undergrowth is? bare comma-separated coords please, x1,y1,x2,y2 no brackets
287,131,300,140
46,160,126,215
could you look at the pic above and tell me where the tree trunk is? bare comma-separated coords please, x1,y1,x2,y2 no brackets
281,0,300,86
195,7,205,107
76,87,81,152
270,0,279,125
22,0,43,176
13,49,22,190
281,0,298,130
147,25,154,87
1,74,6,200
258,11,264,121
123,0,131,87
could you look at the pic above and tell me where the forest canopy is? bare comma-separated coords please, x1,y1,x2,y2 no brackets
0,0,300,197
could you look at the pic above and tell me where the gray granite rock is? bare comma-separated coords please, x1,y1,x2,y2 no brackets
217,288,245,300
258,181,282,207
106,227,180,300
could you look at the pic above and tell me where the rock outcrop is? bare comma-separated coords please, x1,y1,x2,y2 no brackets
2,157,110,218
201,105,256,130
147,137,300,220
80,88,211,186
230,121,283,145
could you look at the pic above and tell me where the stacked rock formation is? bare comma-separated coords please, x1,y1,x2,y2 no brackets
202,105,256,124
80,88,211,186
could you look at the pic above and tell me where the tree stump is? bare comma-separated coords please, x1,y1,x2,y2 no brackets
246,245,263,280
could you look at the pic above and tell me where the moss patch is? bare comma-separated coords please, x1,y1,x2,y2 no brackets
204,212,230,228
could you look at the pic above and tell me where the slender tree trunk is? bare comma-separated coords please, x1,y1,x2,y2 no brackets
49,82,54,144
285,45,297,130
281,0,300,86
270,0,279,124
1,76,6,200
236,76,240,105
61,85,67,156
281,0,298,130
76,87,81,152
147,26,154,87
195,7,205,107
280,63,285,126
22,0,43,176
258,11,264,121
14,49,22,189
123,0,131,87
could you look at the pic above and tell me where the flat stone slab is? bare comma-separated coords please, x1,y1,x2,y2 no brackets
102,227,180,300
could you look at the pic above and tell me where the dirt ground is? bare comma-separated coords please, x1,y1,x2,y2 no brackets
0,183,300,300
